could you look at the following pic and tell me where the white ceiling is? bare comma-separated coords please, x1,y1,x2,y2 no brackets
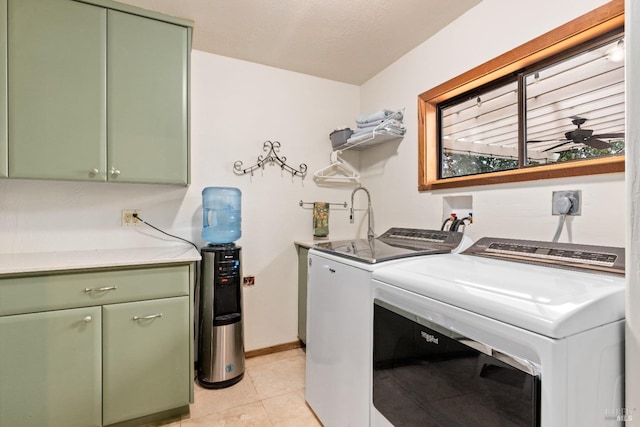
116,0,481,85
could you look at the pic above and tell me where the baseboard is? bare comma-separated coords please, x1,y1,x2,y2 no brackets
105,405,188,427
245,340,305,359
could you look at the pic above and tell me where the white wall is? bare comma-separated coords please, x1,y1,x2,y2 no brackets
626,0,639,422
190,52,361,350
357,0,625,248
0,51,360,351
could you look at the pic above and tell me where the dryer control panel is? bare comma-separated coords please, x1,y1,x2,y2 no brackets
463,237,625,275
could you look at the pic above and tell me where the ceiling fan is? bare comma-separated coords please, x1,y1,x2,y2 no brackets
528,117,624,152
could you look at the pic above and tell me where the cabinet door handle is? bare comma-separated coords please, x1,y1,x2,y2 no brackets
133,313,163,321
83,316,93,323
110,167,121,178
84,286,117,293
89,168,99,177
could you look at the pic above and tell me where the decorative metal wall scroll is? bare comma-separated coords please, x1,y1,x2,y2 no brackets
234,141,307,178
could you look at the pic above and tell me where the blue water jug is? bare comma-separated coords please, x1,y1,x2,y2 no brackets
201,187,242,244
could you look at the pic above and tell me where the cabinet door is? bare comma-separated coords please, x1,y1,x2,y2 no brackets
102,296,190,425
0,0,6,178
7,0,107,181
107,11,188,185
0,307,102,427
297,246,309,343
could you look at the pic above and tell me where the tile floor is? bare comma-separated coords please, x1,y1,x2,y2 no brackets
163,348,322,426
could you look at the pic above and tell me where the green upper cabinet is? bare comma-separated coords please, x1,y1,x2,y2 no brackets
6,0,190,184
0,0,7,178
8,0,107,181
107,10,189,185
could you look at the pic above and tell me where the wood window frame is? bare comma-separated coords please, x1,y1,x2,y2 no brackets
418,0,624,191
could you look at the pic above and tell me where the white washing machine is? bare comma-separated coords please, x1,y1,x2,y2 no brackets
305,228,470,427
371,237,625,427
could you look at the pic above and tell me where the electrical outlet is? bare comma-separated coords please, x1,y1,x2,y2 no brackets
121,209,142,226
552,191,581,215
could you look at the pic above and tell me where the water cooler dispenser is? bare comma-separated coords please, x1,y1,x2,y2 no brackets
197,187,245,388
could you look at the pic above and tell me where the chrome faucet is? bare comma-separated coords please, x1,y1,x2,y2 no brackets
350,186,375,240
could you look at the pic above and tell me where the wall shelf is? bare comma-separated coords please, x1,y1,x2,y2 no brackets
333,132,403,151
333,108,405,151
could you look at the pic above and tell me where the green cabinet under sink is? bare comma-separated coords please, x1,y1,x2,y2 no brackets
297,245,309,344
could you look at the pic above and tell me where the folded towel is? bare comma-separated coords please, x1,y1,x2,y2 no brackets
354,118,385,129
356,109,393,124
356,109,403,124
313,202,330,237
355,118,404,131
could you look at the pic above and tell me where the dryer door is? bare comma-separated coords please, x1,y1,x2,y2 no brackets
373,300,541,426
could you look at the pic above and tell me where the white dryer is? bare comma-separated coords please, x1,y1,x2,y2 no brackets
305,228,469,427
371,237,625,427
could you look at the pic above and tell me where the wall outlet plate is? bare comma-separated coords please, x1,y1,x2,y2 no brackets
122,209,142,226
552,191,581,215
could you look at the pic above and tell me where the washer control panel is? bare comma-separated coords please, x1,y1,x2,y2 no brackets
464,237,624,275
380,228,463,248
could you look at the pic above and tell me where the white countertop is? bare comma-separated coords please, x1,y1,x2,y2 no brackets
0,245,201,276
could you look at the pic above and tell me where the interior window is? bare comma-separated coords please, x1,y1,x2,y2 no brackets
418,0,624,191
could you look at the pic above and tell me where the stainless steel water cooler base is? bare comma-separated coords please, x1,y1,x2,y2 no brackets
197,321,245,389
197,244,245,389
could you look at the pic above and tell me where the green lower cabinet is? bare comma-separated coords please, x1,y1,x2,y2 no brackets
0,0,6,178
102,296,190,425
297,246,309,343
0,307,102,427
